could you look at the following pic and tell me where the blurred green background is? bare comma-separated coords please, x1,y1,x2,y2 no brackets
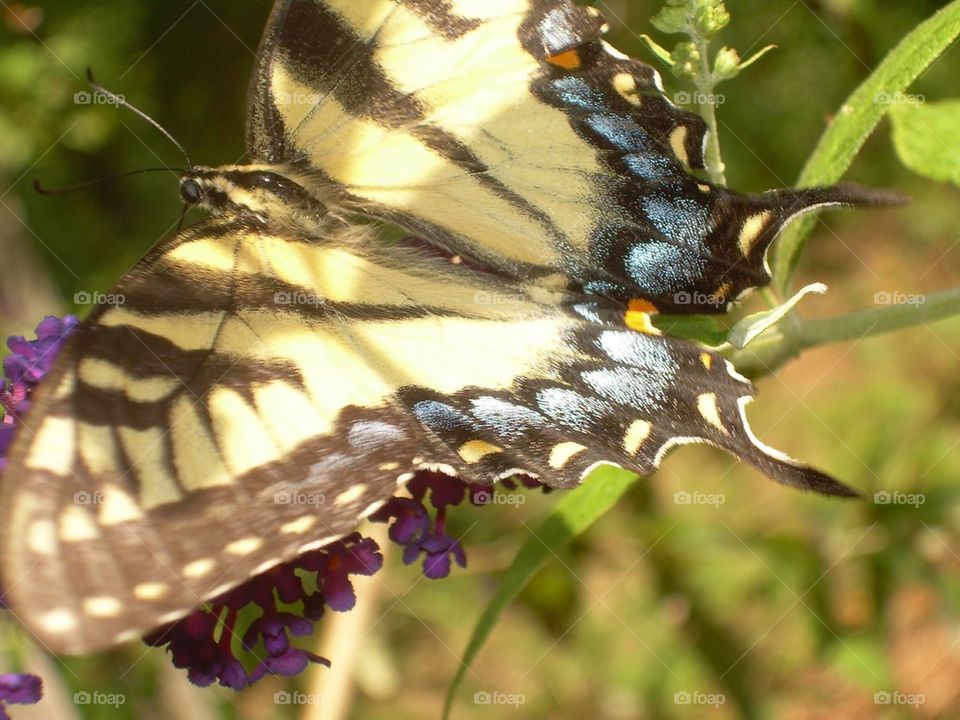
1,1,958,718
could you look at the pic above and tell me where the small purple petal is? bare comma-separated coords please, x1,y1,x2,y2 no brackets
217,658,249,691
262,648,310,676
0,674,42,704
425,473,466,509
322,570,358,612
402,543,422,566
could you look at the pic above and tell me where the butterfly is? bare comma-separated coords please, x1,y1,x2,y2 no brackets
1,0,889,655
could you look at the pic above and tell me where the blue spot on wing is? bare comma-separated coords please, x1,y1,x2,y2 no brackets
583,115,655,153
536,388,613,430
625,242,708,295
642,193,711,247
581,367,672,408
596,331,678,374
413,401,470,431
470,397,545,441
547,76,606,112
348,421,406,450
624,154,684,182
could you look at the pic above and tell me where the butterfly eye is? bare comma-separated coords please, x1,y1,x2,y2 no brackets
180,179,204,204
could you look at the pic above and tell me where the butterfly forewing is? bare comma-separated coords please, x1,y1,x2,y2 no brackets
248,0,892,313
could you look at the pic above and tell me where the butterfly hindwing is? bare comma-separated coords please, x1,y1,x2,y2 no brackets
248,0,892,313
1,195,849,652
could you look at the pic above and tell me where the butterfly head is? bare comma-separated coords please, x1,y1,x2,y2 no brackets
178,165,327,223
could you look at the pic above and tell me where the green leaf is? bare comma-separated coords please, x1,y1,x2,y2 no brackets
639,33,675,66
735,43,777,73
890,99,960,187
652,314,728,346
772,0,960,294
727,282,826,349
441,467,639,720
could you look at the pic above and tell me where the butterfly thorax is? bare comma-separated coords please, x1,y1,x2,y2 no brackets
180,164,329,235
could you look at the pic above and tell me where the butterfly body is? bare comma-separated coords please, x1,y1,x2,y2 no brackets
2,0,883,654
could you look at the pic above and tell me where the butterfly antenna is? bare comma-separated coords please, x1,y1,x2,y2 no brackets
175,202,190,234
86,67,194,171
32,167,189,196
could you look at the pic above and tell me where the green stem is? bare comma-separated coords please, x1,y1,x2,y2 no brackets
694,35,727,185
796,286,960,346
730,286,960,376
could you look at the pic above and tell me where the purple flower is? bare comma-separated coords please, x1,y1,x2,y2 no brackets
0,315,78,472
0,673,42,718
1,315,78,393
372,471,471,579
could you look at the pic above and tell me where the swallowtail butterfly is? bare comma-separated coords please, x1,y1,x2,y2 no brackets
1,0,889,654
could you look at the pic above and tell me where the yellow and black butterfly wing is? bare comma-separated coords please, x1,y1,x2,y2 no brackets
246,0,890,314
0,206,850,654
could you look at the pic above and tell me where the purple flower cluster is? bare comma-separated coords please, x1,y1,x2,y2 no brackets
0,315,78,471
144,533,382,689
0,316,547,694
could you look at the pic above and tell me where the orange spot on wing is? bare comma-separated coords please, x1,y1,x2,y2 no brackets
625,298,662,335
546,49,582,70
